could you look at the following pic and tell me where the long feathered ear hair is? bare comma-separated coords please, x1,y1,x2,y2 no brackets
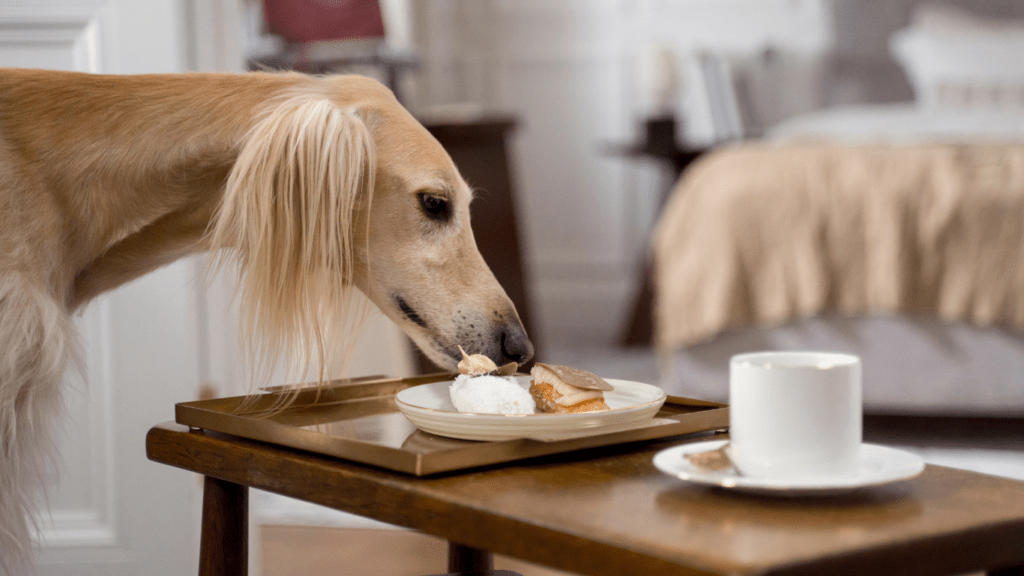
206,94,376,395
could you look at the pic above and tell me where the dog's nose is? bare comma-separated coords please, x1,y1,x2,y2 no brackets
499,320,534,366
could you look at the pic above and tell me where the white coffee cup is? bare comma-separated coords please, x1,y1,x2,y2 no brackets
728,351,862,479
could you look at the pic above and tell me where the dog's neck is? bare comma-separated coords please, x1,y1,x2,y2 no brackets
66,154,233,310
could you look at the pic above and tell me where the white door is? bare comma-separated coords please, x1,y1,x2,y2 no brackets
1,2,204,574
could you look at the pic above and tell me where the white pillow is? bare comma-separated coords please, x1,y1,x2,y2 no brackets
890,4,1024,110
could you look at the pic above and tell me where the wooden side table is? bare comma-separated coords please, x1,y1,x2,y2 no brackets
148,422,1024,576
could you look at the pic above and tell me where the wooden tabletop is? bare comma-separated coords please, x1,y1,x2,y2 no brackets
147,423,1024,576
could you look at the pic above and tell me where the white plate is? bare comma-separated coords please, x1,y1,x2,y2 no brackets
652,440,926,497
395,376,667,441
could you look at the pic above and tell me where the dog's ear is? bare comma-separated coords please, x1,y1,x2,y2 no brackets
207,96,376,389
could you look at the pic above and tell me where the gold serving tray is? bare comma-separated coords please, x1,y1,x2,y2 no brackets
175,373,729,476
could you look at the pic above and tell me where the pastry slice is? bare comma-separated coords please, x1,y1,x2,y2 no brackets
529,363,612,413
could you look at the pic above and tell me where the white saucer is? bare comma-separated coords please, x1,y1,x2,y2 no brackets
652,440,925,497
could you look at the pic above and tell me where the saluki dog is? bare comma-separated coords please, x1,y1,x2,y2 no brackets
0,67,533,573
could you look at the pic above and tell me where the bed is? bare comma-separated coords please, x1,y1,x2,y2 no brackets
654,142,1024,415
655,4,1024,415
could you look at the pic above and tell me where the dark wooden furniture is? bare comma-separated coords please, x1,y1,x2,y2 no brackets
148,422,1024,576
416,116,539,373
607,117,706,180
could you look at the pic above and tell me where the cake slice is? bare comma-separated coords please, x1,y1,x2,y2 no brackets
529,363,612,414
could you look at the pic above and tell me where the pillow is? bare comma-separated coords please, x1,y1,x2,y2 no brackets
890,4,1024,109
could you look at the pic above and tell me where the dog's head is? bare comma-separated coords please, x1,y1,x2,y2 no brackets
209,74,532,380
351,89,534,371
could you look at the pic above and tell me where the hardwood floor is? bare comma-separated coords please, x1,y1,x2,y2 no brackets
260,525,579,576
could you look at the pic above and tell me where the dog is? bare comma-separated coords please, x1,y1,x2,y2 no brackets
0,67,533,573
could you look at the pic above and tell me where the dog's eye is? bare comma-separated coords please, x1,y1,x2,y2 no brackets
418,193,452,222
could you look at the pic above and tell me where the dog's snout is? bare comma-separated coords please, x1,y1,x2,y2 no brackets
498,321,534,366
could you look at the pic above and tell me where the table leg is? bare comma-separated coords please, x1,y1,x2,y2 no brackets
448,542,493,575
199,475,248,576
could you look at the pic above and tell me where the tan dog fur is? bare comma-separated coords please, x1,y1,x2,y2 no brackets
0,68,532,573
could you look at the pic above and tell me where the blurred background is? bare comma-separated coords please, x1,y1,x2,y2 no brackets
5,0,1024,574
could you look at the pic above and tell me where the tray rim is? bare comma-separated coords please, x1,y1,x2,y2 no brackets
174,372,729,476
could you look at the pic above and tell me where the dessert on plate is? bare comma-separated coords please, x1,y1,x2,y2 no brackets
529,363,612,413
448,347,534,415
447,349,615,416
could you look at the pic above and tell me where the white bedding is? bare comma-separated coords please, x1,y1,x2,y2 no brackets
769,103,1024,144
666,315,1024,416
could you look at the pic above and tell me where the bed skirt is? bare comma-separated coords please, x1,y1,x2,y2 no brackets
663,314,1024,415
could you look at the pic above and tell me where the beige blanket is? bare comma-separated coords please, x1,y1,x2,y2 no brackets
653,142,1024,351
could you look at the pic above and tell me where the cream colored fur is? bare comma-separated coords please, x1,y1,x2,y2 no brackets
0,68,532,574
